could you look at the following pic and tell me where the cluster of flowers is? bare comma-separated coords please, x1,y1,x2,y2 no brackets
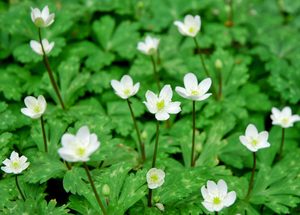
2,5,300,214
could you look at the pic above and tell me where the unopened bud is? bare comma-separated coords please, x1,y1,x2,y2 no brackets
141,130,148,140
155,203,165,212
153,196,160,203
102,184,110,197
215,59,223,70
195,143,202,153
224,5,231,13
137,1,144,9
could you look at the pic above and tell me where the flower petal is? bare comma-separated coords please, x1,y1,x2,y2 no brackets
271,107,281,119
258,131,269,143
217,179,227,197
133,82,140,95
61,133,75,148
201,186,209,200
159,85,173,101
167,102,181,114
207,180,218,196
246,124,258,138
201,202,214,212
111,80,123,93
195,93,212,101
145,90,158,106
76,126,90,144
44,13,55,27
41,5,50,21
155,111,170,121
198,78,212,94
223,191,236,207
174,21,187,35
24,96,37,108
144,101,157,114
184,73,198,89
10,151,19,160
175,86,189,99
21,108,33,117
121,75,133,87
282,106,292,116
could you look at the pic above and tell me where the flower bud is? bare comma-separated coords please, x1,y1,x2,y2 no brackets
137,1,144,9
102,184,110,197
155,203,165,212
224,5,231,13
195,143,202,153
215,59,223,70
153,196,160,203
141,130,148,140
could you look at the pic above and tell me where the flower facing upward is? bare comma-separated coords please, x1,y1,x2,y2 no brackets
201,179,236,212
137,35,161,55
270,107,300,128
31,5,55,28
175,73,212,101
147,168,165,189
58,126,100,162
111,75,140,99
30,39,55,55
239,124,270,152
144,85,181,121
174,15,201,37
1,151,30,174
21,95,47,119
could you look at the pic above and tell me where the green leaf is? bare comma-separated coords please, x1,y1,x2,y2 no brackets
69,195,98,215
25,151,66,184
0,102,17,130
63,166,87,195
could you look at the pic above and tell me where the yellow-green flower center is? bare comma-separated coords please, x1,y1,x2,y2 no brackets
191,90,199,96
77,147,85,156
189,27,195,33
156,100,165,110
13,162,19,169
213,197,221,204
282,118,288,125
252,139,258,146
150,173,159,182
31,103,41,113
124,89,130,95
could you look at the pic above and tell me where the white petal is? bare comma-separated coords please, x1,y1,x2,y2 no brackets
167,102,181,114
121,75,133,87
282,106,292,116
195,93,212,101
214,203,225,212
10,151,19,160
184,14,196,26
111,80,123,93
239,136,248,147
2,158,11,166
195,15,201,30
198,78,212,94
201,186,209,200
258,131,269,143
133,82,140,95
86,140,100,156
19,156,28,163
156,169,165,178
137,42,147,54
245,124,258,138
44,13,55,27
76,126,90,144
24,96,37,108
41,5,50,21
159,85,173,101
271,107,281,119
144,102,157,114
57,148,77,162
145,90,158,106
259,141,271,149
46,41,55,54
30,40,43,55
145,35,153,45
217,179,227,197
175,86,190,99
207,180,218,196
290,115,300,123
201,202,215,212
174,21,187,35
184,73,198,89
21,108,33,117
31,8,41,21
155,111,170,121
61,133,75,148
223,191,236,206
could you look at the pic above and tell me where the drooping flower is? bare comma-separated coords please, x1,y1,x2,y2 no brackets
31,5,55,28
270,107,300,128
144,85,181,121
30,39,55,55
111,75,140,99
21,95,47,119
147,168,165,189
58,126,100,162
201,179,236,212
174,15,201,37
1,151,30,174
239,124,270,152
137,35,161,55
175,73,212,101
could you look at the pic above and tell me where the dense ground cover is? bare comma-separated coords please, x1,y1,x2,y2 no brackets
0,0,300,214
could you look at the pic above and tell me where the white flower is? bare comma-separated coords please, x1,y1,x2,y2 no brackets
144,85,181,121
239,124,270,152
174,15,201,37
270,107,300,128
58,126,100,162
175,73,212,101
31,5,55,28
201,179,236,212
111,75,140,99
1,151,30,174
155,203,165,212
30,39,55,55
21,95,47,119
147,168,165,189
137,35,161,55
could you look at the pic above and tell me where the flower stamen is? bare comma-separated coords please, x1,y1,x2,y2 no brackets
156,100,165,110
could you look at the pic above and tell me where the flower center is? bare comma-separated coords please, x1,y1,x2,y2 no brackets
156,100,165,110
31,103,41,113
252,139,258,146
213,197,221,204
189,27,195,33
191,90,199,96
281,118,288,125
150,173,159,182
148,48,156,55
124,89,130,95
13,162,20,169
77,147,85,156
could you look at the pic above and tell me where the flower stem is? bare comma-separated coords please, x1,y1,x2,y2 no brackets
229,0,234,26
148,120,160,207
152,120,160,168
127,99,146,161
193,37,218,98
278,128,285,161
83,162,108,215
65,161,71,170
218,68,222,100
15,174,25,201
245,152,256,202
191,101,196,167
150,55,161,92
157,48,161,66
215,212,218,215
40,115,47,153
38,28,65,110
